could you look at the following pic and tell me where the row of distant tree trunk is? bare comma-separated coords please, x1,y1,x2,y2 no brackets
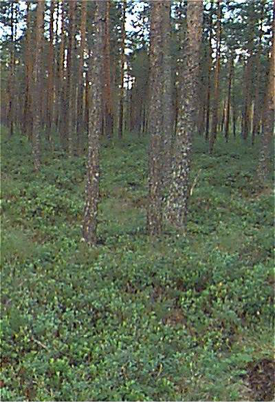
2,0,273,157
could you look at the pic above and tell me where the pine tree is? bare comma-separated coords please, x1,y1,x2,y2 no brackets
83,1,105,245
118,0,126,140
166,0,203,229
258,6,274,181
32,0,45,171
147,1,164,236
209,0,221,153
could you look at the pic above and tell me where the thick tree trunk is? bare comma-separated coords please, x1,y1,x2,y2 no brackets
83,2,105,245
209,0,221,153
166,0,203,229
32,0,45,171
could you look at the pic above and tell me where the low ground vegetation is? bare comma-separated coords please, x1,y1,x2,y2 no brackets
1,130,274,401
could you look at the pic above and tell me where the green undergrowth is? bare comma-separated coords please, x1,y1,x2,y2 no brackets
1,129,274,401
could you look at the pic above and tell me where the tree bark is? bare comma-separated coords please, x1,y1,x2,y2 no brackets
209,0,221,153
162,0,173,189
224,54,234,142
23,1,33,140
83,2,104,245
166,0,203,229
258,6,274,181
32,0,45,171
76,0,87,149
147,1,165,236
118,0,126,139
46,0,55,138
103,0,114,138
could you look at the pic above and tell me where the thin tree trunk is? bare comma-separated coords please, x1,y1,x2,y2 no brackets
166,0,203,229
103,0,113,138
32,0,45,171
258,7,274,181
83,2,105,245
47,0,55,138
205,10,213,141
67,0,76,156
58,0,65,140
209,0,221,153
162,0,173,188
147,1,164,236
224,54,233,142
7,2,15,137
76,0,87,150
23,1,33,140
118,0,126,139
252,1,265,145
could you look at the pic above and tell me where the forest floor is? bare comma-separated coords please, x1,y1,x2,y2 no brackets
1,129,274,401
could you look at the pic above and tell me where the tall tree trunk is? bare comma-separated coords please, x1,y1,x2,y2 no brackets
147,1,165,236
252,1,265,145
258,6,274,181
166,0,203,229
47,0,55,138
209,0,221,153
76,0,87,150
32,0,45,171
205,10,213,141
58,0,66,140
224,54,233,142
7,1,15,137
23,1,33,140
103,0,113,138
162,0,173,188
83,1,105,245
67,0,76,156
118,0,126,139
242,4,255,141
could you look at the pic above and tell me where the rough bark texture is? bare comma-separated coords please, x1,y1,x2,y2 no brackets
162,0,173,189
32,0,44,171
147,1,164,236
118,0,126,139
83,2,104,245
166,0,203,229
258,8,274,182
209,0,221,153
